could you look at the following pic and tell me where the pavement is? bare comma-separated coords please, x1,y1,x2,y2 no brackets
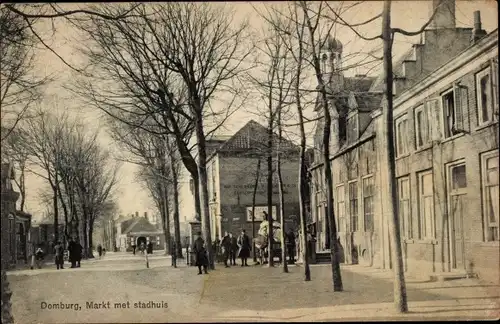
6,253,500,323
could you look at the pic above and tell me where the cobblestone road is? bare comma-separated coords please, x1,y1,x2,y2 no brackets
6,254,500,323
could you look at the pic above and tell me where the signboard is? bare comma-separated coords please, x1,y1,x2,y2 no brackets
246,206,277,222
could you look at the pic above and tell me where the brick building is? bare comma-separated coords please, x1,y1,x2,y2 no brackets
1,163,32,269
115,212,165,252
204,120,303,242
310,0,498,282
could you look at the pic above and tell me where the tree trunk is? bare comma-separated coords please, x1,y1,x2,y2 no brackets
1,269,14,324
194,114,214,270
82,216,88,259
382,0,408,313
267,120,274,267
52,184,59,245
276,146,288,273
88,219,95,258
57,180,70,242
162,184,171,255
321,80,342,292
251,159,261,262
170,154,183,259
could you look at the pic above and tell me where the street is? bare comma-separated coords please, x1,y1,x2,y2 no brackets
6,252,499,323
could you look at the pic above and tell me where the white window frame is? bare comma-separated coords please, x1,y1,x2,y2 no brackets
414,104,431,149
417,170,435,240
395,115,409,157
336,184,346,233
362,175,374,232
397,176,412,239
441,88,456,138
441,84,469,138
482,150,499,242
348,180,359,232
476,67,496,126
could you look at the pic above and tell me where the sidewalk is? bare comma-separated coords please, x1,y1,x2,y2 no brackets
197,264,500,321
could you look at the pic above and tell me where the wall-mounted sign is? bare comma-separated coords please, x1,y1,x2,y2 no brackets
246,206,277,222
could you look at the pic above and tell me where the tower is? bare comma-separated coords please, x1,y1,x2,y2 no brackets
320,35,344,93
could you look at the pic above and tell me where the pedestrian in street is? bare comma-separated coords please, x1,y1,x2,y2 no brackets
220,231,231,268
192,231,208,275
102,248,106,257
229,233,238,266
147,241,153,254
27,240,35,270
286,229,296,264
35,244,45,269
74,241,83,268
139,242,146,255
237,229,251,267
132,243,137,255
68,238,76,268
97,244,103,259
54,241,65,270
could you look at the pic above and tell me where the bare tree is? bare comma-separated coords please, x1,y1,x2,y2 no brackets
0,6,50,143
71,3,252,269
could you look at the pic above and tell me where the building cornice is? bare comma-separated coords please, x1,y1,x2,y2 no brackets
370,29,498,117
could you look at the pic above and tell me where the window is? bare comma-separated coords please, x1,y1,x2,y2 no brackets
442,84,469,138
395,116,409,156
336,185,346,232
397,177,412,239
414,104,431,148
451,164,467,190
482,151,499,241
349,181,358,232
362,176,374,232
418,171,435,239
347,116,358,144
476,67,497,125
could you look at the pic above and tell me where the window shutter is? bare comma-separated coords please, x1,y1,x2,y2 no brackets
453,83,465,131
426,99,441,141
491,58,499,119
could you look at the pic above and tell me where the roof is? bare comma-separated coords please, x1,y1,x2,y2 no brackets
352,92,384,112
344,76,376,92
1,163,15,181
122,217,158,235
369,47,415,92
208,120,298,160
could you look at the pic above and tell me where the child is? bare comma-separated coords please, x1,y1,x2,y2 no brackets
35,245,45,269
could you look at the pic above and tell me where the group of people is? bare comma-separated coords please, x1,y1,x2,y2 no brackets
191,229,253,275
130,241,154,255
29,239,83,270
96,244,107,259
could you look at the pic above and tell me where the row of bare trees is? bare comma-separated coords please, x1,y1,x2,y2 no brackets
3,110,119,259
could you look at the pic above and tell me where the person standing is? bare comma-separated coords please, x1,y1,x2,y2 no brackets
97,244,103,259
229,233,238,266
68,238,76,268
192,232,208,275
74,241,83,268
131,242,137,255
35,244,45,269
147,241,153,254
54,241,65,270
286,229,296,264
237,229,251,267
220,232,231,268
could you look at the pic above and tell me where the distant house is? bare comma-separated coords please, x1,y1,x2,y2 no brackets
1,162,32,269
201,120,306,242
115,212,164,252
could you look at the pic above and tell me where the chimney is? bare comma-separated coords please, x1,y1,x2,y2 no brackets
135,211,139,218
471,11,487,43
429,0,456,29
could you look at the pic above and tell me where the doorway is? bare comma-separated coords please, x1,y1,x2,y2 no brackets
447,162,467,271
137,236,147,247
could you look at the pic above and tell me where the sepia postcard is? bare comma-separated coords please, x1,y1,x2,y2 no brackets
1,1,498,323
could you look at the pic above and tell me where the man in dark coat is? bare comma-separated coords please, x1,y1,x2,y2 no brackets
74,241,83,268
220,231,231,268
147,241,153,254
97,244,103,259
286,230,296,264
68,239,77,268
237,229,251,267
229,233,238,266
192,231,208,275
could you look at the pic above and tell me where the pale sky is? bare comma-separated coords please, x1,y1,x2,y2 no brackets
19,1,498,221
